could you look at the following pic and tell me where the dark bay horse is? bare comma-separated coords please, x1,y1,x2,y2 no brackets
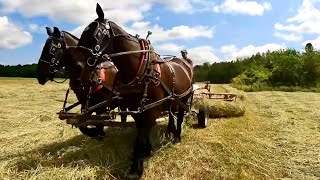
36,26,127,138
37,27,78,85
68,3,194,179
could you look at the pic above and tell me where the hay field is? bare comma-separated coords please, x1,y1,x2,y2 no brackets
0,78,319,179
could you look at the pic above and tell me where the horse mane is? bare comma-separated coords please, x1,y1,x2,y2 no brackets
108,21,130,36
61,31,79,48
61,31,79,41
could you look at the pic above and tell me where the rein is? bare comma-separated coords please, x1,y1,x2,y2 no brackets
53,78,68,83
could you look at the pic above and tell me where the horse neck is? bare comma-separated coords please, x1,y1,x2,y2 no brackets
110,36,141,84
109,21,129,36
60,48,74,70
62,31,78,47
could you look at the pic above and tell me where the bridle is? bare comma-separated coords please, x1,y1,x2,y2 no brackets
75,19,160,108
39,35,69,83
77,20,115,67
77,19,154,73
39,36,64,73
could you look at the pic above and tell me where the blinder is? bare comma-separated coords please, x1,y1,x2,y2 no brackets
85,20,113,67
93,21,111,50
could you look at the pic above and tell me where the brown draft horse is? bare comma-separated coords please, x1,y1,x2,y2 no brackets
68,3,194,179
36,26,127,138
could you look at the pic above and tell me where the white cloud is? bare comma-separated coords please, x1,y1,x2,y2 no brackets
28,23,47,34
153,43,220,65
69,22,214,42
187,46,220,65
154,43,185,54
126,22,214,42
131,21,151,29
0,16,32,49
274,0,320,34
273,32,303,42
28,24,38,32
302,36,320,50
220,44,238,54
161,0,193,13
0,0,211,25
212,0,272,16
220,43,285,61
0,0,153,25
70,25,86,38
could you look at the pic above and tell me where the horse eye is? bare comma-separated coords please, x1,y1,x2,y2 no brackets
49,66,56,73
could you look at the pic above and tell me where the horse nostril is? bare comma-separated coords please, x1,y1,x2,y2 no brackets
75,64,83,74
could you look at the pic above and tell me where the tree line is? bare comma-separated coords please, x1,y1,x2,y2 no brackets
2,43,320,89
0,64,66,78
0,64,38,77
195,43,320,88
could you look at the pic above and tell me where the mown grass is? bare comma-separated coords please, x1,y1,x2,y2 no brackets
0,78,319,179
232,83,320,93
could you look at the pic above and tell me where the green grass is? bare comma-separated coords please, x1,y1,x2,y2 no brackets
0,78,319,179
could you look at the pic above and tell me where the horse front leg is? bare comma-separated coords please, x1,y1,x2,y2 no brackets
120,106,127,123
128,114,155,179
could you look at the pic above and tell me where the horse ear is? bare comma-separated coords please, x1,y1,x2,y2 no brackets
46,27,53,36
53,27,61,38
96,3,104,21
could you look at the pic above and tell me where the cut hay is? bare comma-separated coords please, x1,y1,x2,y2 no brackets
193,98,246,118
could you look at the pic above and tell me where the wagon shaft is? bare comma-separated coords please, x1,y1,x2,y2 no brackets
57,111,169,128
58,112,113,121
75,120,136,128
194,92,237,101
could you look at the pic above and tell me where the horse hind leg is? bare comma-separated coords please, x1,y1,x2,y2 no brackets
173,96,190,144
120,106,127,123
167,105,176,139
173,107,184,144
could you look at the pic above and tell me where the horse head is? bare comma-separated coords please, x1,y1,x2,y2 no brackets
36,27,78,85
71,3,160,91
70,3,137,88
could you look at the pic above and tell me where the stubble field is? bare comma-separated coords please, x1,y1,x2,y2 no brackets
0,78,319,179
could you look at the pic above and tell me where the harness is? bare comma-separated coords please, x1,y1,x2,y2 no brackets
64,19,193,115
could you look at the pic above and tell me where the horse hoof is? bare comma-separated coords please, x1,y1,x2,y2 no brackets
126,173,141,180
91,135,105,141
173,137,181,144
164,131,171,139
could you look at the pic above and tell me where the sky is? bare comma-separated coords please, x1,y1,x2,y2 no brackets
0,0,319,65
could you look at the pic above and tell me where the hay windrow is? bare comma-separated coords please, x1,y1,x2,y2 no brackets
193,84,247,118
193,98,246,118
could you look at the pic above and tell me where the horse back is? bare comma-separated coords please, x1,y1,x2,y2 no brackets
157,59,193,95
170,57,194,81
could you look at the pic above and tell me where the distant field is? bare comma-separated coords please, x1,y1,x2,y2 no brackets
0,78,319,179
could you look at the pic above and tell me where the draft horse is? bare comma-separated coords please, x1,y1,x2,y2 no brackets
67,3,194,178
36,26,127,138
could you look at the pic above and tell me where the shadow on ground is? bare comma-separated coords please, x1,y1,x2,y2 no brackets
4,123,176,179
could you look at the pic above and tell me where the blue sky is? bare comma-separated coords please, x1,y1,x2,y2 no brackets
0,0,319,65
